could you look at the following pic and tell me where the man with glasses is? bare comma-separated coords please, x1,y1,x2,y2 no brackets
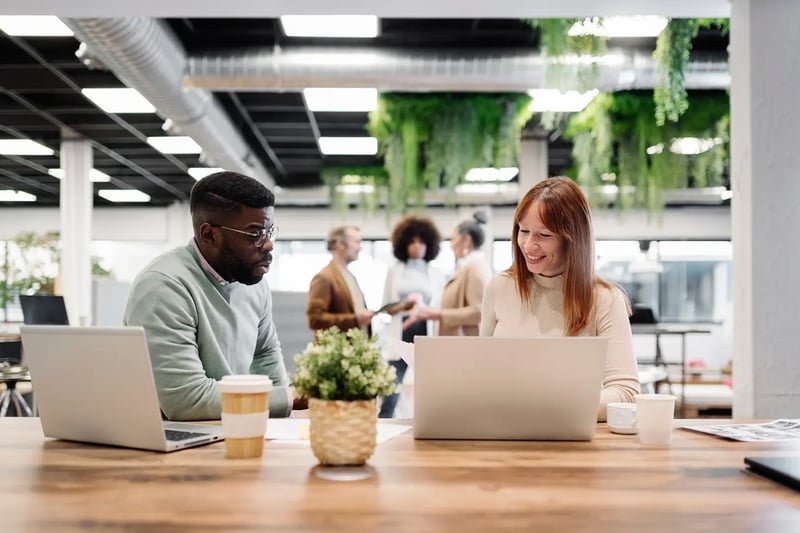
125,171,302,421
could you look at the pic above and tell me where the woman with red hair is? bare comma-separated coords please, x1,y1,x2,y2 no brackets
480,177,640,421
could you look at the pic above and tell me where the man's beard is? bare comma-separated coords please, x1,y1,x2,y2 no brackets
217,241,271,286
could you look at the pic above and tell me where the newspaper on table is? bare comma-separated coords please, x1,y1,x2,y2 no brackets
682,419,800,442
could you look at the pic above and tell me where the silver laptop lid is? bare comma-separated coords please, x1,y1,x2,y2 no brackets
20,326,207,451
413,336,609,441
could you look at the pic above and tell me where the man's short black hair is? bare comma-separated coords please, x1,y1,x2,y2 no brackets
189,171,275,223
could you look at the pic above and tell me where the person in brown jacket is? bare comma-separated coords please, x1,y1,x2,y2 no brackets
404,212,492,336
306,225,375,335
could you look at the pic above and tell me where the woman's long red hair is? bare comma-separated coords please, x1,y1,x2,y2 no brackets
509,177,620,336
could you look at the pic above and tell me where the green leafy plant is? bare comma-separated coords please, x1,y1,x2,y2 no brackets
0,231,60,321
293,327,397,401
526,18,607,91
367,92,532,212
565,90,729,212
653,18,729,125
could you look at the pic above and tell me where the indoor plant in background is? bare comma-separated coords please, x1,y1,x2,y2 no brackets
293,327,397,466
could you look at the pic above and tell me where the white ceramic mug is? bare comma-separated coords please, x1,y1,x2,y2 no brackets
634,393,676,445
607,402,637,434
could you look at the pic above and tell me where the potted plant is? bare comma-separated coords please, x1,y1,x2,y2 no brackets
293,327,397,466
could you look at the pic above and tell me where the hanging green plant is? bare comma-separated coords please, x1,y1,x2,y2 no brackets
366,93,532,212
320,165,387,213
565,90,729,212
526,18,608,92
653,18,729,125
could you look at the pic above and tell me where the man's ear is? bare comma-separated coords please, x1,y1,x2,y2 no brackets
197,222,219,245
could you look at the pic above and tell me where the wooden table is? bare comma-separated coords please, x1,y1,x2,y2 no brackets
2,418,799,532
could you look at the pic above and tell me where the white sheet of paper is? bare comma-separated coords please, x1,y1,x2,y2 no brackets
387,336,415,367
265,418,411,445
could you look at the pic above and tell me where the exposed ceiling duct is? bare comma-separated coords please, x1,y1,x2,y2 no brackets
184,46,729,92
62,17,275,187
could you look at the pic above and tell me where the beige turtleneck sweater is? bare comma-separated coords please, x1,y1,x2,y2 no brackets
480,272,640,421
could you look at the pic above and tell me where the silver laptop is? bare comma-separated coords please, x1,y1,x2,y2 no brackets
413,336,609,441
20,325,223,452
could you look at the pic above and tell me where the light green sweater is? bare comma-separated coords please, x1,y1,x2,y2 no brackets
124,242,290,421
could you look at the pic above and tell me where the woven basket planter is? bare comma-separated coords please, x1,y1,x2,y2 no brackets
308,398,377,466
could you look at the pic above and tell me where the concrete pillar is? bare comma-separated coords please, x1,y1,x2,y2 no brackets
519,138,548,195
730,0,800,417
59,138,93,326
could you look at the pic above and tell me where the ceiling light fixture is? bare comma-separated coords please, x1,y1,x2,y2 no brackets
187,167,224,180
0,139,54,156
569,16,668,38
0,190,36,202
464,167,519,182
528,89,599,112
97,189,151,203
146,136,202,154
303,88,378,112
48,168,111,183
647,138,724,156
319,137,378,156
81,88,156,114
280,15,379,38
0,16,73,37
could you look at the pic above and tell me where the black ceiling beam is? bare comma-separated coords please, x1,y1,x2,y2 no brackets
225,92,287,177
7,35,191,177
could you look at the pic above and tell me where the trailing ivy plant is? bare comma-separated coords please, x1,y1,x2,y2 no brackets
526,18,608,92
654,18,730,125
367,93,532,212
320,165,387,213
565,90,729,212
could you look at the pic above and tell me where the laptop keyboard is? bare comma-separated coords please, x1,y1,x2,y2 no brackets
164,429,210,441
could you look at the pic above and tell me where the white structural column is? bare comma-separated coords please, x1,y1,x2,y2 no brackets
518,138,548,194
59,138,93,326
730,0,800,417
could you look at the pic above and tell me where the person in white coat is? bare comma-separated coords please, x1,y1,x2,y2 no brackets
378,214,446,418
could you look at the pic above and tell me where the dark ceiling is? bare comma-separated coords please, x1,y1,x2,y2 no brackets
0,18,728,207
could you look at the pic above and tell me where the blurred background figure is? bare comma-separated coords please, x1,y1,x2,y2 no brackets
378,214,446,418
405,211,491,336
306,226,375,336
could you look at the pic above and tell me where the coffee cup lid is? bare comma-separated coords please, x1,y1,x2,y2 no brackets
220,374,273,393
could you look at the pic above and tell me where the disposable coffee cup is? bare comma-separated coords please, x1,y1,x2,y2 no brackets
634,393,676,446
220,375,272,458
607,402,637,435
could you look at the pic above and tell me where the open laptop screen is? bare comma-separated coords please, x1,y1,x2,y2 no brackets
20,295,69,325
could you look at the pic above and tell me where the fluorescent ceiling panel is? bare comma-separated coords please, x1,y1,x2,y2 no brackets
648,138,723,156
569,16,668,38
188,167,224,180
464,167,519,182
281,15,379,38
0,190,36,202
303,88,378,112
0,16,73,37
81,88,156,114
0,139,54,156
146,136,202,154
48,168,111,183
528,89,599,112
319,137,378,156
98,189,151,203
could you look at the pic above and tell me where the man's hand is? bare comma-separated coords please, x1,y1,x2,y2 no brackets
356,309,375,328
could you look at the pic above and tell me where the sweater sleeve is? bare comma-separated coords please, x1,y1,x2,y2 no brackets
306,272,359,331
479,274,499,336
595,286,641,421
251,289,291,417
124,271,222,421
440,263,489,330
